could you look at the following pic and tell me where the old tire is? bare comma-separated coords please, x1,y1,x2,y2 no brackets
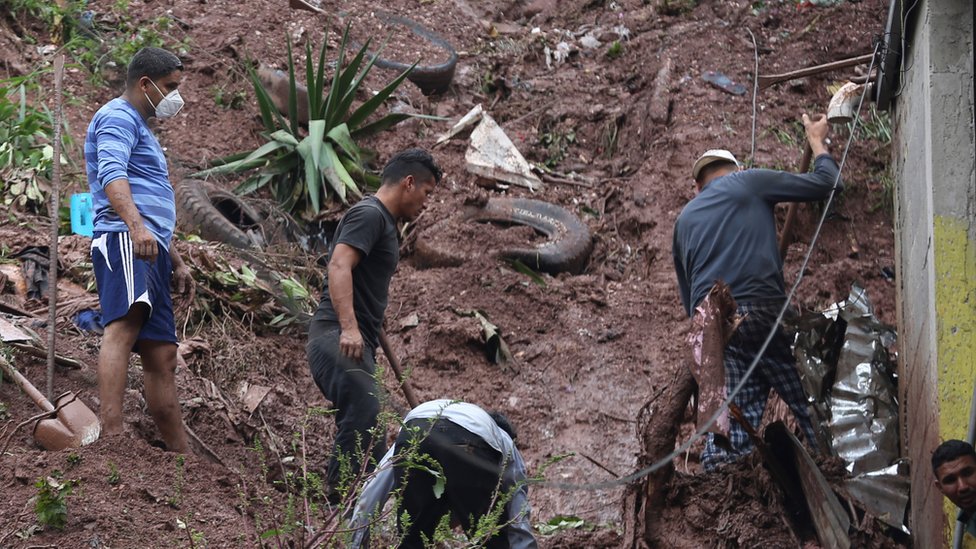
176,179,262,249
413,198,593,275
470,198,593,275
367,13,458,96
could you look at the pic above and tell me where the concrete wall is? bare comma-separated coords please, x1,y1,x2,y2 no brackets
892,0,975,547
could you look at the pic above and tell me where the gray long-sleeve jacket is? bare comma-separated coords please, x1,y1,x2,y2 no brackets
672,154,842,316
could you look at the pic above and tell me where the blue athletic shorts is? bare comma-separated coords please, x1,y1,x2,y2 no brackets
90,231,177,345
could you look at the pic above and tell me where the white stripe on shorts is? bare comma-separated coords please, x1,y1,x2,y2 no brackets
120,232,134,306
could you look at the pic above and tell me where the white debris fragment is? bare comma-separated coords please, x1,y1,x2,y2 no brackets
466,115,543,191
579,33,601,50
553,41,572,64
434,104,485,146
613,24,631,41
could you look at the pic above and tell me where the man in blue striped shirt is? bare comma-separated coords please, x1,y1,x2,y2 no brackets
84,47,192,453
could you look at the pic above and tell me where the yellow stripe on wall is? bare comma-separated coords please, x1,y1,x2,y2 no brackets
934,215,976,548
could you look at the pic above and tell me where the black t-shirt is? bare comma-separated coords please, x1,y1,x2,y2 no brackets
314,196,399,350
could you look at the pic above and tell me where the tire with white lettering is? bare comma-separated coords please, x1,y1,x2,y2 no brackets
176,179,261,249
413,198,593,275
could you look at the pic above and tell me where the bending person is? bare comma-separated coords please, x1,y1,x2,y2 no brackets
349,399,537,549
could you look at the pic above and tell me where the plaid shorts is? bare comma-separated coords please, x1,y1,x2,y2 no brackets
701,300,818,470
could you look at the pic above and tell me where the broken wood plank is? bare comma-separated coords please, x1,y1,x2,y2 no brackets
9,342,86,370
688,281,739,441
766,422,851,549
623,363,696,549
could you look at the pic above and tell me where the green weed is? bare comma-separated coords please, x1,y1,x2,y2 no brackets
34,474,75,530
177,515,208,548
0,76,72,213
212,85,247,110
539,128,576,168
66,453,82,468
107,461,121,485
856,105,892,145
536,515,593,535
168,454,186,508
606,41,624,59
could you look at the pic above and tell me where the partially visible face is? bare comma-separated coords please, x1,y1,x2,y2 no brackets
401,176,436,220
935,455,976,511
139,70,182,111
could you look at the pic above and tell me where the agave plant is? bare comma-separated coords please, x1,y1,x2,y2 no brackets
195,26,425,218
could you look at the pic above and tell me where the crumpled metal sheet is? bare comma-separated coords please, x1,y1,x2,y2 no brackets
790,284,907,532
844,462,911,533
829,285,900,475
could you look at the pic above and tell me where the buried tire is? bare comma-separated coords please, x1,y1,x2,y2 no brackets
414,198,593,275
176,179,262,249
365,13,458,96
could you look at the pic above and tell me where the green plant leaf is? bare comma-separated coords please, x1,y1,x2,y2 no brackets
350,113,444,141
432,474,445,499
269,130,300,147
205,150,250,168
312,33,329,120
304,40,317,117
247,64,288,132
349,113,411,141
511,259,548,287
191,140,286,177
321,142,357,202
299,119,326,212
258,154,301,176
346,63,417,130
328,38,373,127
323,23,351,130
326,123,361,165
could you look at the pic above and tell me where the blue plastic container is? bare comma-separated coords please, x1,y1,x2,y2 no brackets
70,193,94,237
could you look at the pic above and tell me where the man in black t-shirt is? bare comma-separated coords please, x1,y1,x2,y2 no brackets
307,148,442,501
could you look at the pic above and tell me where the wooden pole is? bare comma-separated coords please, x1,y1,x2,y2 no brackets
378,330,420,409
778,144,813,259
758,53,875,90
46,53,65,401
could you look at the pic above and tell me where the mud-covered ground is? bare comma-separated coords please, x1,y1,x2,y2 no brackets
1,0,899,546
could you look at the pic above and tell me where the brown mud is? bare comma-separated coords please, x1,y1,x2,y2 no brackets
0,0,899,546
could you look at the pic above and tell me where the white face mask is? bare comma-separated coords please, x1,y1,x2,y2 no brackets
145,79,185,119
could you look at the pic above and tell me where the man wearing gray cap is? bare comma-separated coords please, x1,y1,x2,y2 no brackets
672,113,839,470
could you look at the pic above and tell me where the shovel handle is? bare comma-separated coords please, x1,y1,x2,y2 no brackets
0,354,55,412
778,144,813,259
378,330,420,409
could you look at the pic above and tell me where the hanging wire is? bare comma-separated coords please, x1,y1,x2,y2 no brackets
746,27,760,168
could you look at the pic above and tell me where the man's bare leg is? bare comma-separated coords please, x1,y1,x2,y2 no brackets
97,305,147,436
140,340,188,453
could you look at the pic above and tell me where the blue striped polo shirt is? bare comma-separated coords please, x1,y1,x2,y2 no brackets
84,98,176,250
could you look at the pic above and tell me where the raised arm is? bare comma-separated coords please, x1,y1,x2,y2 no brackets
747,113,843,204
